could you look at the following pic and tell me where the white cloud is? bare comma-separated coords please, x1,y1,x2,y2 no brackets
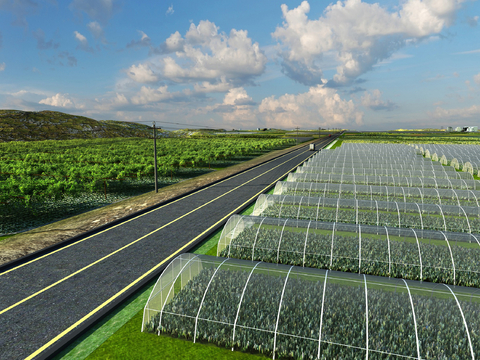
429,105,480,120
202,87,257,123
39,93,78,108
273,0,465,86
0,62,5,72
131,86,174,105
94,92,129,111
473,73,480,85
259,84,363,128
126,63,159,83
454,48,480,54
361,89,397,111
192,77,233,94
134,20,267,86
166,4,174,15
74,30,94,52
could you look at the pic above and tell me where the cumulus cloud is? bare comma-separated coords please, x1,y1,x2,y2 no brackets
273,0,465,86
74,30,94,52
94,92,129,111
32,28,59,50
259,83,363,128
205,87,257,122
474,73,480,85
127,63,159,83
131,86,174,105
192,77,233,94
126,30,151,49
0,62,5,72
69,0,121,25
361,89,398,111
429,105,480,120
39,93,80,108
166,4,174,15
136,20,267,86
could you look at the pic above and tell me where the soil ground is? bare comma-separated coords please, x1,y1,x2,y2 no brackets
0,141,312,266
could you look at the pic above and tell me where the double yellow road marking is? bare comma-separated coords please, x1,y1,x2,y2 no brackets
16,142,323,360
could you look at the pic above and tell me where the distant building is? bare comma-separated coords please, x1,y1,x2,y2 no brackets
447,126,453,132
454,126,478,132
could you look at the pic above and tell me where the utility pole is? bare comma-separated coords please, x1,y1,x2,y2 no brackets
295,127,300,145
318,127,321,139
153,121,158,193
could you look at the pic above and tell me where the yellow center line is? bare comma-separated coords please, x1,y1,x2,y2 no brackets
1,148,311,318
0,144,309,276
23,146,320,360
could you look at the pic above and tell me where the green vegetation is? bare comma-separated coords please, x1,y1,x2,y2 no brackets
0,110,154,142
0,136,294,234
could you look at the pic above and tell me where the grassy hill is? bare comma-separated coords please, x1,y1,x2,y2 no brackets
0,110,154,142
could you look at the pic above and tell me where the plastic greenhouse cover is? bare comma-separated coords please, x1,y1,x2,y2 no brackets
252,194,480,233
273,181,480,207
216,215,480,288
415,143,480,175
143,253,480,359
296,166,471,180
286,173,480,190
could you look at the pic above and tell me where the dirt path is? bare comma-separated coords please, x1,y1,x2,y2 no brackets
0,141,313,266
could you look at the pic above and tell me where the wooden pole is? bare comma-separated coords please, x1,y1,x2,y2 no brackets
153,122,158,193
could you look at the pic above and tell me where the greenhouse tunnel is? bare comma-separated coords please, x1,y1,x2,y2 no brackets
273,181,480,207
286,172,480,190
143,253,480,360
295,166,471,180
216,215,480,287
251,194,480,233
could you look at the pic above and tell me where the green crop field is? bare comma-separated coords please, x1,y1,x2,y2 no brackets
0,136,294,235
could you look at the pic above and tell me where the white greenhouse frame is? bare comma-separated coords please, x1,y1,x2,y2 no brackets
143,254,480,359
217,215,480,287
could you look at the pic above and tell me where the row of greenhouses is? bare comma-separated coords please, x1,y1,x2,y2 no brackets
296,166,472,180
144,142,480,359
273,181,480,206
415,143,480,175
216,215,480,286
143,254,480,359
287,172,480,190
251,194,480,233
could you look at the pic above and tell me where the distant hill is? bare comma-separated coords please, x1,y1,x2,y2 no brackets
0,110,155,142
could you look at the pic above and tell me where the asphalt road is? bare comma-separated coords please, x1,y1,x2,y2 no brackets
0,136,336,360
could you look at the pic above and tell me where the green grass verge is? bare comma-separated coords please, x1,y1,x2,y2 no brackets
86,308,268,360
0,234,16,243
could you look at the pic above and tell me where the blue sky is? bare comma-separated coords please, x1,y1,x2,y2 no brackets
0,0,479,131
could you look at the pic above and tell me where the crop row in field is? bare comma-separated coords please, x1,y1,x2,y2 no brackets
0,137,294,205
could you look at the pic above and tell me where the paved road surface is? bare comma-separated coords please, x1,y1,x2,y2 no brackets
0,136,336,360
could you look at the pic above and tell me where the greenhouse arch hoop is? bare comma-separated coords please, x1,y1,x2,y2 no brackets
218,215,480,287
143,254,480,359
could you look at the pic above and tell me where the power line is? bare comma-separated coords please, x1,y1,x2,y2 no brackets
134,119,216,129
